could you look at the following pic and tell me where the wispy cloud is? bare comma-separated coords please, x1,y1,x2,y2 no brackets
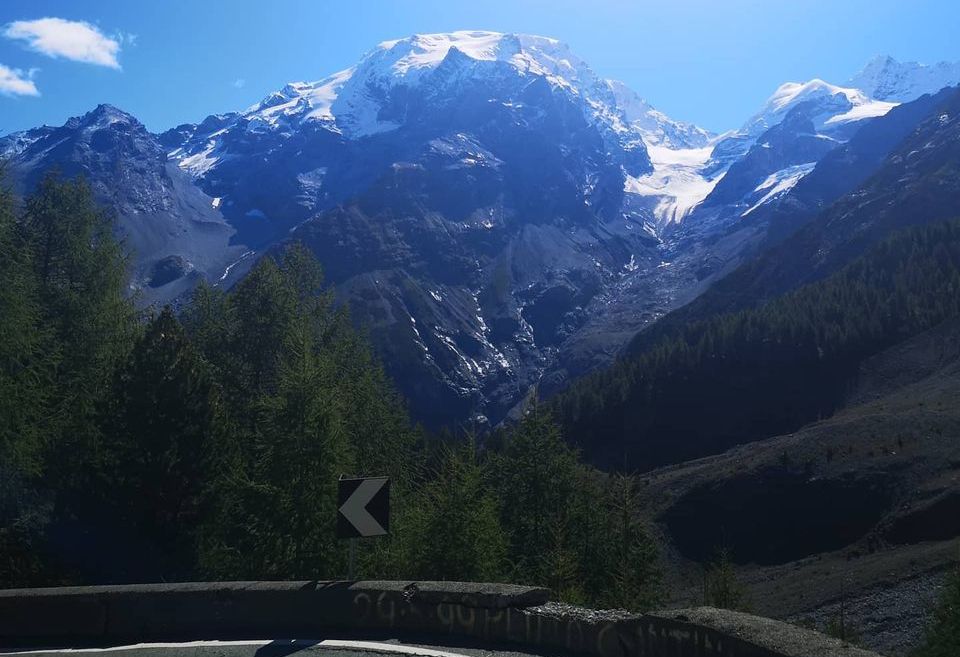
0,64,39,96
232,78,246,89
115,31,137,47
4,17,121,69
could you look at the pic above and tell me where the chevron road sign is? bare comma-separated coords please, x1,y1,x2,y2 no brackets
337,476,390,539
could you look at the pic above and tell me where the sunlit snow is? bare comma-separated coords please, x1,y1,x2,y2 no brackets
825,99,898,125
624,144,723,225
741,162,817,217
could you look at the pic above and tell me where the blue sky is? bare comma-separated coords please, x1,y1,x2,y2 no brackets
1,0,958,135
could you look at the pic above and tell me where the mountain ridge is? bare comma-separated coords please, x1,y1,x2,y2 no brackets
3,35,957,430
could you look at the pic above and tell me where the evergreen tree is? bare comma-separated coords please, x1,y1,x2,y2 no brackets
541,512,584,603
195,244,411,579
98,308,223,578
21,173,138,499
1,173,137,585
405,440,507,582
493,404,580,585
604,474,663,611
0,171,45,474
704,547,749,611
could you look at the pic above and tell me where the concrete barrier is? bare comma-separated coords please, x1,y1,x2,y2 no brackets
0,581,882,657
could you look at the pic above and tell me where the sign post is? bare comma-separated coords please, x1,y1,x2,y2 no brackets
337,476,390,580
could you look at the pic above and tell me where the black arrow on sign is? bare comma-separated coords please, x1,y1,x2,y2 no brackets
337,476,389,538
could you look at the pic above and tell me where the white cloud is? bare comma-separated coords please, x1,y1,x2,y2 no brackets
4,17,121,69
0,64,39,96
232,78,246,89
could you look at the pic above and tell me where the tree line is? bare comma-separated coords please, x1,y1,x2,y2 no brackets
0,173,661,612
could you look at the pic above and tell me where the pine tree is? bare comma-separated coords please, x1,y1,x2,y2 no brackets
196,244,400,579
405,440,507,582
0,171,45,474
542,512,584,603
1,173,138,585
604,474,662,611
0,177,52,589
704,547,749,611
21,173,138,499
493,403,580,585
98,308,223,579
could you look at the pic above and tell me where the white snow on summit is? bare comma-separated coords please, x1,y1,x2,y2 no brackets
172,35,955,234
742,79,895,136
238,31,630,139
847,55,960,103
173,29,719,227
235,30,717,150
618,77,888,228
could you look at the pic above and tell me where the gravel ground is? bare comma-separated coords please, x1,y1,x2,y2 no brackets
786,569,950,657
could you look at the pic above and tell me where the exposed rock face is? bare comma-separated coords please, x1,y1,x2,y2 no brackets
1,104,247,307
4,37,952,429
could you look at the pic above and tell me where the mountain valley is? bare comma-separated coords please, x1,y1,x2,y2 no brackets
4,33,958,430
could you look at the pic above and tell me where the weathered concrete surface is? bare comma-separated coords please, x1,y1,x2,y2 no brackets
644,608,881,657
351,581,550,609
0,582,884,657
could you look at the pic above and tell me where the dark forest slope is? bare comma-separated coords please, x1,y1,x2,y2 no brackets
555,218,960,471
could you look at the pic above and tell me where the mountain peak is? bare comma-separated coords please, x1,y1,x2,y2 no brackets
191,29,705,161
355,30,584,91
847,55,960,102
236,30,595,139
742,78,894,136
72,104,142,130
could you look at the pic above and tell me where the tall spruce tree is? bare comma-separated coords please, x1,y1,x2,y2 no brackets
21,173,138,500
403,440,507,582
493,404,581,586
98,308,223,579
0,173,51,587
195,244,412,579
0,172,45,473
603,474,662,611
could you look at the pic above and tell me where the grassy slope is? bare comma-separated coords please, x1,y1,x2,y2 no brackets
639,317,960,656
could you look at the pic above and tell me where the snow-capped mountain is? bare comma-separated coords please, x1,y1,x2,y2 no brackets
220,31,710,152
620,77,896,231
167,30,719,243
847,55,960,102
5,34,955,431
705,79,899,176
665,63,947,236
742,79,896,138
160,31,714,426
170,31,717,180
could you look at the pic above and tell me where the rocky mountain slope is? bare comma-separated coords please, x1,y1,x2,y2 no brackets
3,33,956,428
541,84,960,397
635,84,960,341
1,105,247,306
